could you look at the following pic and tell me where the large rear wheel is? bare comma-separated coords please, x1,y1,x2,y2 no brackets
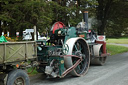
64,37,90,76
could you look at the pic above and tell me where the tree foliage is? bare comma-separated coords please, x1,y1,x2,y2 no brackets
105,0,128,37
0,0,96,36
0,0,54,36
0,0,128,37
96,0,128,36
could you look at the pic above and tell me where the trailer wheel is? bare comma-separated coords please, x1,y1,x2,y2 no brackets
64,37,90,76
7,69,30,85
0,73,8,85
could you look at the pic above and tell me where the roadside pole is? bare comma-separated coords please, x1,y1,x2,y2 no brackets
34,26,37,41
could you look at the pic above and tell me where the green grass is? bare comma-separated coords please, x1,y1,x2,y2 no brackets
26,61,38,76
27,67,38,76
107,38,128,44
107,44,128,55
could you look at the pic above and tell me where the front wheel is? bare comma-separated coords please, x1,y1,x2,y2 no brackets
7,69,30,85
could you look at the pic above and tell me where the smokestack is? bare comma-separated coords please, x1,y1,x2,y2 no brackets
83,10,88,31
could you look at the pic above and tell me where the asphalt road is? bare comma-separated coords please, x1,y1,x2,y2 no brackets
108,43,128,47
30,52,128,85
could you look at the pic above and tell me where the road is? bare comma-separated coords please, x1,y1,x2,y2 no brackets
108,43,128,47
30,52,128,85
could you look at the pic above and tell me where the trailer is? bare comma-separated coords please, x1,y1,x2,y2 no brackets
0,41,37,85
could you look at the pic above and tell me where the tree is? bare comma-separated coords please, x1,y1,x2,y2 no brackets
96,0,114,35
96,0,128,36
105,0,128,37
0,0,55,36
1,0,127,37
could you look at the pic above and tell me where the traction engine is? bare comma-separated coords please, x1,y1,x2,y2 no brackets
36,11,109,78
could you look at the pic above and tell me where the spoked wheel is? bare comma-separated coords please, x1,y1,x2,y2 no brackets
64,37,90,76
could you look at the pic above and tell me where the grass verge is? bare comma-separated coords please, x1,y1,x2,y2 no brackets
107,44,128,55
107,38,128,44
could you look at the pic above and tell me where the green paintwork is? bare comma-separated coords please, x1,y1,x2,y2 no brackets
54,28,67,36
79,32,87,40
37,44,65,76
64,27,77,43
54,27,88,43
37,45,62,60
54,27,78,43
49,57,65,76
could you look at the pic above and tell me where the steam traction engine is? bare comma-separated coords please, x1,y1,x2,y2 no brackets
36,11,109,78
0,11,109,85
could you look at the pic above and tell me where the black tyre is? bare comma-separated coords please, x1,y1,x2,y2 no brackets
7,69,30,85
0,73,7,85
